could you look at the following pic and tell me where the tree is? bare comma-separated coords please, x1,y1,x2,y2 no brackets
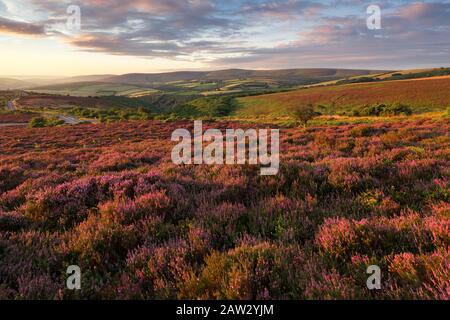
292,104,316,126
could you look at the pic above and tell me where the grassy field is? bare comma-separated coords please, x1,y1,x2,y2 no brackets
15,93,152,110
236,76,450,118
31,82,158,97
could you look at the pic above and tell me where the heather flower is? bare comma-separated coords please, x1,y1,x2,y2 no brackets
0,118,448,299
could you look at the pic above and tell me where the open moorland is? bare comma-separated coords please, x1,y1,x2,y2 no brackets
1,70,446,126
0,67,449,300
0,116,448,299
236,76,450,118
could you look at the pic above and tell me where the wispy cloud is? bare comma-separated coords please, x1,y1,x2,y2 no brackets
0,16,45,36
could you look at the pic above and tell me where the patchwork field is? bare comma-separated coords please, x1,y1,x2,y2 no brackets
30,82,158,98
15,94,152,110
236,77,450,118
0,118,448,299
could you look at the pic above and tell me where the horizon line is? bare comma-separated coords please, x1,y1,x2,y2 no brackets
3,66,450,79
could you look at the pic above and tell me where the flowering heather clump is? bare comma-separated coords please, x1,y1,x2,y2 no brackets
387,251,450,299
0,118,448,299
66,212,138,268
24,177,101,229
316,212,447,259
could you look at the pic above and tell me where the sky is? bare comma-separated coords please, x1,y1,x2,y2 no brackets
0,0,449,76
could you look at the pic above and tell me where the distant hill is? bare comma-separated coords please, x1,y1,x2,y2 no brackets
103,69,386,86
55,74,115,84
304,67,450,87
0,78,35,90
26,69,385,98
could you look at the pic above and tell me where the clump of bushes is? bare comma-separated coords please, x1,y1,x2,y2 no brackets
69,107,155,123
355,103,413,117
29,117,65,128
316,212,448,260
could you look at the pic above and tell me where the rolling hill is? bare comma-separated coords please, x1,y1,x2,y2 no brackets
25,68,385,98
235,76,450,118
0,78,35,90
103,68,385,86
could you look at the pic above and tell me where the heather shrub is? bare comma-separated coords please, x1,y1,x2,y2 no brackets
430,201,450,218
123,241,193,299
388,252,449,299
99,191,171,225
0,187,27,211
246,195,317,243
418,252,450,299
24,177,101,229
0,165,25,193
350,125,376,137
327,158,365,191
0,211,29,231
17,274,62,299
0,231,64,298
179,243,309,300
316,213,439,260
424,215,449,249
195,202,248,249
304,269,366,300
0,119,448,299
66,212,138,268
90,151,159,173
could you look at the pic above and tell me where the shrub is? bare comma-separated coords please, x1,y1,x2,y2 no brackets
316,213,440,260
29,117,47,128
67,212,138,268
382,103,413,116
359,103,413,117
29,117,65,128
179,243,309,300
291,104,316,126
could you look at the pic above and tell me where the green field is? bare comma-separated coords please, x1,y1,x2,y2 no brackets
31,82,159,97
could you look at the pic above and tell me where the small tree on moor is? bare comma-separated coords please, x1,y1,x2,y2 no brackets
292,104,316,126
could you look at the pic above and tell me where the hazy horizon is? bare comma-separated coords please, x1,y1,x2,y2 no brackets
5,65,450,80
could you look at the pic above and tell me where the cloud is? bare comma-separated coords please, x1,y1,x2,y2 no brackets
209,1,450,69
1,0,450,70
24,0,240,58
241,0,323,19
397,2,450,26
0,16,45,36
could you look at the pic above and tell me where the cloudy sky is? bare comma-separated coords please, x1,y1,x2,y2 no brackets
0,0,449,76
